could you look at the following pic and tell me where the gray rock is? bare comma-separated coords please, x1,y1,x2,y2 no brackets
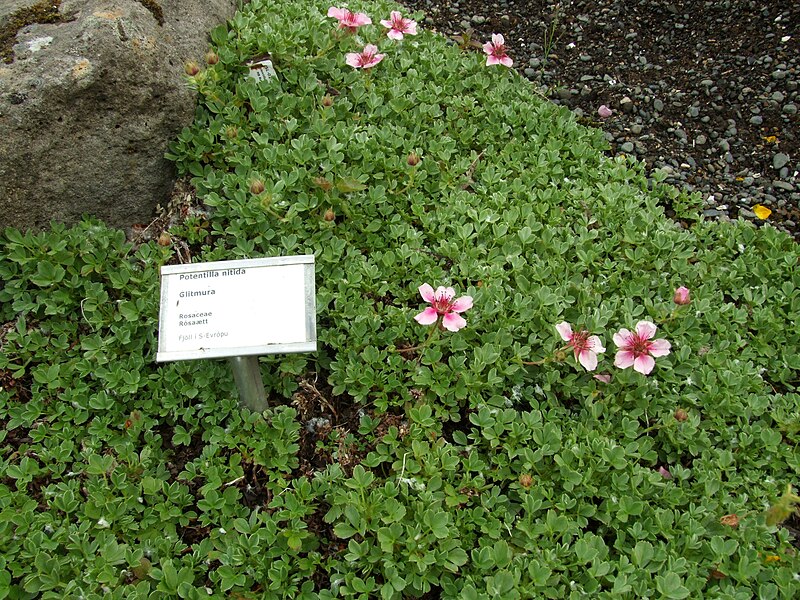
783,103,798,115
653,98,664,112
749,115,763,125
621,141,634,153
773,180,795,192
773,153,790,169
0,0,239,231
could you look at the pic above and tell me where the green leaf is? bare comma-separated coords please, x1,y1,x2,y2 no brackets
655,573,690,599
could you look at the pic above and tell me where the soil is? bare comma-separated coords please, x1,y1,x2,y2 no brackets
401,0,800,240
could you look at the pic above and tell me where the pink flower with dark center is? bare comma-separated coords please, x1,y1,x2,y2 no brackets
380,11,418,40
414,284,473,332
483,33,513,67
613,321,671,375
598,104,613,119
673,286,690,305
327,6,371,32
345,44,385,69
555,322,605,371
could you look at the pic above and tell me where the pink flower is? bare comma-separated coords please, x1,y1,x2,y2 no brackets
483,34,513,67
613,321,671,375
380,11,418,40
658,466,672,479
593,373,612,384
345,44,385,69
598,104,613,119
327,6,371,32
673,286,690,306
555,322,606,371
414,284,473,332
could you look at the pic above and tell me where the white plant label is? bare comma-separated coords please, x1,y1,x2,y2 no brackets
247,58,277,82
156,256,316,362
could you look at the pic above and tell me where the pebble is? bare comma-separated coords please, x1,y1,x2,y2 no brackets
696,134,707,145
620,96,634,112
784,103,798,115
621,141,635,153
653,98,664,112
749,115,763,125
773,180,795,192
773,153,790,169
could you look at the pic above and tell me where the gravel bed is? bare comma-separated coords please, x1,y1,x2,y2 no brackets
401,0,800,240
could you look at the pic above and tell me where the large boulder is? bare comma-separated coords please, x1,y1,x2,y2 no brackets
0,0,239,231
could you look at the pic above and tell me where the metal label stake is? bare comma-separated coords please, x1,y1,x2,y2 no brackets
155,256,316,410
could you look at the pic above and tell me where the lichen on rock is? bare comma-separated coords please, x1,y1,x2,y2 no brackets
0,0,72,64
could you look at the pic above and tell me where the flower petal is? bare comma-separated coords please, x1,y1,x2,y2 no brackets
450,296,473,313
414,307,438,325
327,7,345,19
635,320,657,340
442,312,467,332
492,33,505,46
387,29,403,40
578,349,598,371
483,41,495,55
614,350,636,369
555,321,573,342
648,338,671,357
587,335,606,353
418,283,435,302
345,53,361,68
435,287,455,302
486,55,500,66
500,56,513,67
612,329,633,348
633,354,655,375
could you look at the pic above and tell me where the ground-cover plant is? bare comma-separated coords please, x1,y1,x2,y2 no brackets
2,0,800,597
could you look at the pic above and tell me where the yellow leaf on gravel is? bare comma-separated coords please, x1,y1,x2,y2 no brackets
753,204,772,220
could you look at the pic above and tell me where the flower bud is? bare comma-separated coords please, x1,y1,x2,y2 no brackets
205,51,219,65
519,474,533,488
225,126,238,140
658,466,672,479
673,286,690,305
324,208,336,222
407,152,421,167
184,61,201,77
157,232,172,246
321,94,334,108
674,408,688,422
249,179,265,195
